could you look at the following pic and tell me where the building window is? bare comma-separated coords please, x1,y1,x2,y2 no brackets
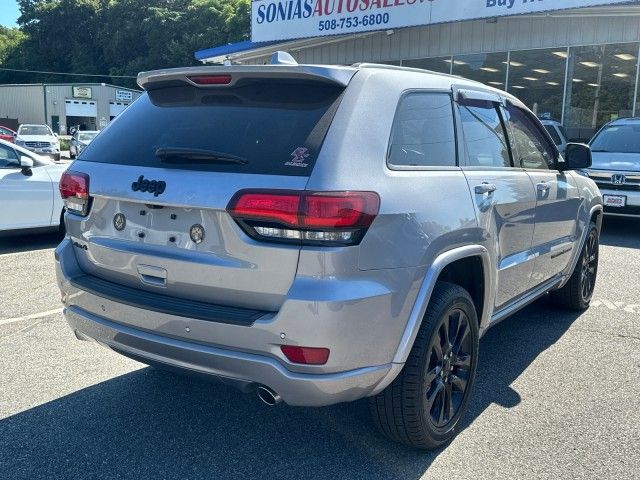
507,48,568,124
564,43,639,142
402,56,452,74
451,52,508,88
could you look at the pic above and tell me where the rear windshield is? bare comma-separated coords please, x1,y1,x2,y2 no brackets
80,81,344,176
590,123,640,154
78,132,98,142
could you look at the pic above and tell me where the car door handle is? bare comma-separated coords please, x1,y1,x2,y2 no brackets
536,182,551,193
474,183,497,195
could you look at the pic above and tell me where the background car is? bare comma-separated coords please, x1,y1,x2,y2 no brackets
69,130,100,159
14,124,61,161
586,117,640,217
0,138,68,234
541,120,569,156
0,126,16,143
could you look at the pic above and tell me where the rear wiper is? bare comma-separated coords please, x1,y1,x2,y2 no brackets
155,147,248,165
591,149,609,152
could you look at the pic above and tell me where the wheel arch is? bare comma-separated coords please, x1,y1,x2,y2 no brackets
391,245,493,366
557,203,602,289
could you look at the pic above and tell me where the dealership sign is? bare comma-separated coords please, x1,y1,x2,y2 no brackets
251,0,635,42
115,90,133,102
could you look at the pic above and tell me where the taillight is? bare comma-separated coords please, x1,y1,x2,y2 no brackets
188,74,232,85
227,190,380,246
280,345,330,365
59,171,91,216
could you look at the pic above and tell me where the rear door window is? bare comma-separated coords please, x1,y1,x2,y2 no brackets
457,99,511,168
387,92,457,168
80,81,344,176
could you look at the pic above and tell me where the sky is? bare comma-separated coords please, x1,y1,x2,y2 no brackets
0,0,20,27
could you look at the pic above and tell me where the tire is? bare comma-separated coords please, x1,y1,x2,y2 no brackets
58,209,66,236
551,221,599,310
54,153,61,162
69,150,76,159
369,281,480,449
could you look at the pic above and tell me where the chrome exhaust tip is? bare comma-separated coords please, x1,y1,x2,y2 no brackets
256,386,282,406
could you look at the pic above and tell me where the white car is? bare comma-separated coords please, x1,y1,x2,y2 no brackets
14,124,61,161
0,138,68,235
541,120,569,156
69,130,100,159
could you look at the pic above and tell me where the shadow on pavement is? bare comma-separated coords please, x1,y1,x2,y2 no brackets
599,216,640,249
0,231,62,255
0,301,580,480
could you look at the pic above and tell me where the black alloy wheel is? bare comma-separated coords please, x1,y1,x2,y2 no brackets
424,307,473,429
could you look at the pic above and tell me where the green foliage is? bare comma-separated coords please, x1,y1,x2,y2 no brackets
0,26,26,65
0,0,250,87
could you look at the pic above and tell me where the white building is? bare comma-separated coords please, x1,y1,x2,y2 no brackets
0,83,142,134
196,1,640,141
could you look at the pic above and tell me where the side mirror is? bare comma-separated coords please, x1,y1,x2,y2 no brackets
20,156,34,176
561,143,592,171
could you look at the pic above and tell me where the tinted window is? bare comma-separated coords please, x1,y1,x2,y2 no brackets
544,125,562,145
458,99,511,168
0,144,19,168
504,105,555,170
81,81,344,176
590,124,640,154
388,93,456,168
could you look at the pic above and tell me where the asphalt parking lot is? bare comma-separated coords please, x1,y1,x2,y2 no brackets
1,218,639,480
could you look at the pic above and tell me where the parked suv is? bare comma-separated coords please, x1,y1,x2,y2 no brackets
15,124,61,161
541,119,569,156
586,118,640,217
55,55,602,449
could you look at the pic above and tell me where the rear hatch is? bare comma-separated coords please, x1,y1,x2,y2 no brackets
64,67,353,313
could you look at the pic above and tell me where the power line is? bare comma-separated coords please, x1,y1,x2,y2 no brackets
0,67,137,79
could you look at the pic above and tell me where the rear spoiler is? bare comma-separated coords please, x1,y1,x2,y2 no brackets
137,65,358,91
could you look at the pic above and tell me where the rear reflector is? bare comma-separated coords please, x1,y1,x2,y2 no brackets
59,171,91,216
280,345,330,365
188,74,232,85
227,190,379,246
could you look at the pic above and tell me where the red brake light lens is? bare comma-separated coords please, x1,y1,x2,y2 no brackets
59,171,90,216
231,192,301,226
280,345,330,365
227,190,380,246
303,193,378,229
188,74,232,85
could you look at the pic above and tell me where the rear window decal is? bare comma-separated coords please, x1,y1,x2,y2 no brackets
285,147,310,168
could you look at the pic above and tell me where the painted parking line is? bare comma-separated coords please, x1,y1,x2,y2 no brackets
0,308,64,327
591,299,640,315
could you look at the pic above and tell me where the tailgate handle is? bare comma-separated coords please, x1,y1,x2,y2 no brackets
137,264,167,288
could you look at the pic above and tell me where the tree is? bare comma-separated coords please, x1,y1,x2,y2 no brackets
0,0,250,87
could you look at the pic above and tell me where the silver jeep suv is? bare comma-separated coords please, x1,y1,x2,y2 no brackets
55,55,602,449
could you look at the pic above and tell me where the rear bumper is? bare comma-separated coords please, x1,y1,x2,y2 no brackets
63,305,394,406
55,238,412,406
